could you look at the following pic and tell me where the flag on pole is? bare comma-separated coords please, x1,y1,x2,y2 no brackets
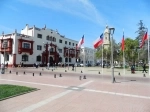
77,35,84,49
93,33,103,49
121,34,125,51
140,32,148,48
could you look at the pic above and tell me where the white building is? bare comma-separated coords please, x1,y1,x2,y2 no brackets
103,25,111,49
79,46,96,66
0,24,80,67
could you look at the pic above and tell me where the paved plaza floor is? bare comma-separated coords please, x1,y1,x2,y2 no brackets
0,67,150,112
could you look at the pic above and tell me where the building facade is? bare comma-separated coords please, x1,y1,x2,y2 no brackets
0,24,80,67
79,46,96,66
103,25,111,49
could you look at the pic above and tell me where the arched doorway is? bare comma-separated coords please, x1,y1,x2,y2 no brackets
49,56,54,66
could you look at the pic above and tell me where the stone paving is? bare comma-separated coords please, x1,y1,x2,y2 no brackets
0,67,150,112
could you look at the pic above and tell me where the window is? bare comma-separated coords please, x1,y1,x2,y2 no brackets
5,53,9,61
50,48,54,52
69,42,71,45
58,49,62,53
37,45,42,50
53,37,55,41
50,36,52,41
69,58,71,62
2,41,8,48
59,57,62,62
22,54,28,61
23,43,30,48
65,58,68,62
65,41,67,44
59,39,62,43
72,43,74,46
37,34,42,38
36,55,41,61
46,36,49,40
54,38,56,42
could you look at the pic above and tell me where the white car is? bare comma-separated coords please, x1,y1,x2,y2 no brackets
80,63,84,67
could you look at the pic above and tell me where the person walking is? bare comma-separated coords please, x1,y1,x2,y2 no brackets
142,64,147,73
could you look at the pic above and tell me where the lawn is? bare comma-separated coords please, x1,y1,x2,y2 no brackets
0,84,37,101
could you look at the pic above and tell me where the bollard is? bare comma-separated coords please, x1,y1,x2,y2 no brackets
9,70,11,74
52,69,53,72
33,73,34,76
42,68,44,70
143,74,146,77
118,72,120,75
24,71,25,75
65,70,67,72
79,76,82,80
98,71,100,74
54,74,56,78
113,77,116,82
16,72,18,75
83,75,86,79
81,71,83,73
39,72,42,76
59,74,62,77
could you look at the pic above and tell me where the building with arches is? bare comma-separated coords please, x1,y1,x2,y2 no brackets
0,24,80,67
79,46,96,66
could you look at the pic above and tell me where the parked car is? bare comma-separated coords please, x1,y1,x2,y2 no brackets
85,63,92,67
80,63,84,67
75,63,81,67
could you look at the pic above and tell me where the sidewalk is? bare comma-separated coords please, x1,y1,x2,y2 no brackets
0,67,150,112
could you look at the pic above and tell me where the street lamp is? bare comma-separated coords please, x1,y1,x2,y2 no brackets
109,27,115,83
68,47,70,70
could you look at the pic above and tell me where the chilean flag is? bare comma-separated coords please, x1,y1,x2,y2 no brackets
121,34,125,51
140,32,148,48
93,33,103,49
77,35,84,49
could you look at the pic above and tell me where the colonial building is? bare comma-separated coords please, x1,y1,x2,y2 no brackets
0,24,80,67
103,25,111,49
79,46,96,66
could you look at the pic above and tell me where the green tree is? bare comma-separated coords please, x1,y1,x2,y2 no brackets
123,38,139,65
135,20,148,63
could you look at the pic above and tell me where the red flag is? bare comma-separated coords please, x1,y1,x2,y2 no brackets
140,32,148,48
93,33,103,49
121,35,125,51
77,35,84,49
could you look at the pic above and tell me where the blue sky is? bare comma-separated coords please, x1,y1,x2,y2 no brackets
0,0,150,47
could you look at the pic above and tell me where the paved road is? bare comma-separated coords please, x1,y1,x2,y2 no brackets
0,67,150,112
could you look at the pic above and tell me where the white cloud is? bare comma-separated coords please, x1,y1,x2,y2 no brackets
0,25,14,33
18,0,106,26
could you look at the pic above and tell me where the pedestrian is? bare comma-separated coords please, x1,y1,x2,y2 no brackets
142,64,147,73
131,64,135,73
6,62,8,68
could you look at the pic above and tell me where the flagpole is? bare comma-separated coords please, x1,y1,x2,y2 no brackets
123,47,125,75
123,31,125,76
102,43,103,74
148,28,150,76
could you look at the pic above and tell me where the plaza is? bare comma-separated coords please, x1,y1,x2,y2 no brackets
0,66,150,112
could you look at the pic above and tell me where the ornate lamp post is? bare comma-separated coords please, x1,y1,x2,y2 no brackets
109,27,115,83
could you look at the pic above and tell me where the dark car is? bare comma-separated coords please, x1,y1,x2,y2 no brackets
85,63,92,67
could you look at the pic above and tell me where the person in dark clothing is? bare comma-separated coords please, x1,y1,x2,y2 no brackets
131,64,135,73
142,64,147,73
72,64,74,71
